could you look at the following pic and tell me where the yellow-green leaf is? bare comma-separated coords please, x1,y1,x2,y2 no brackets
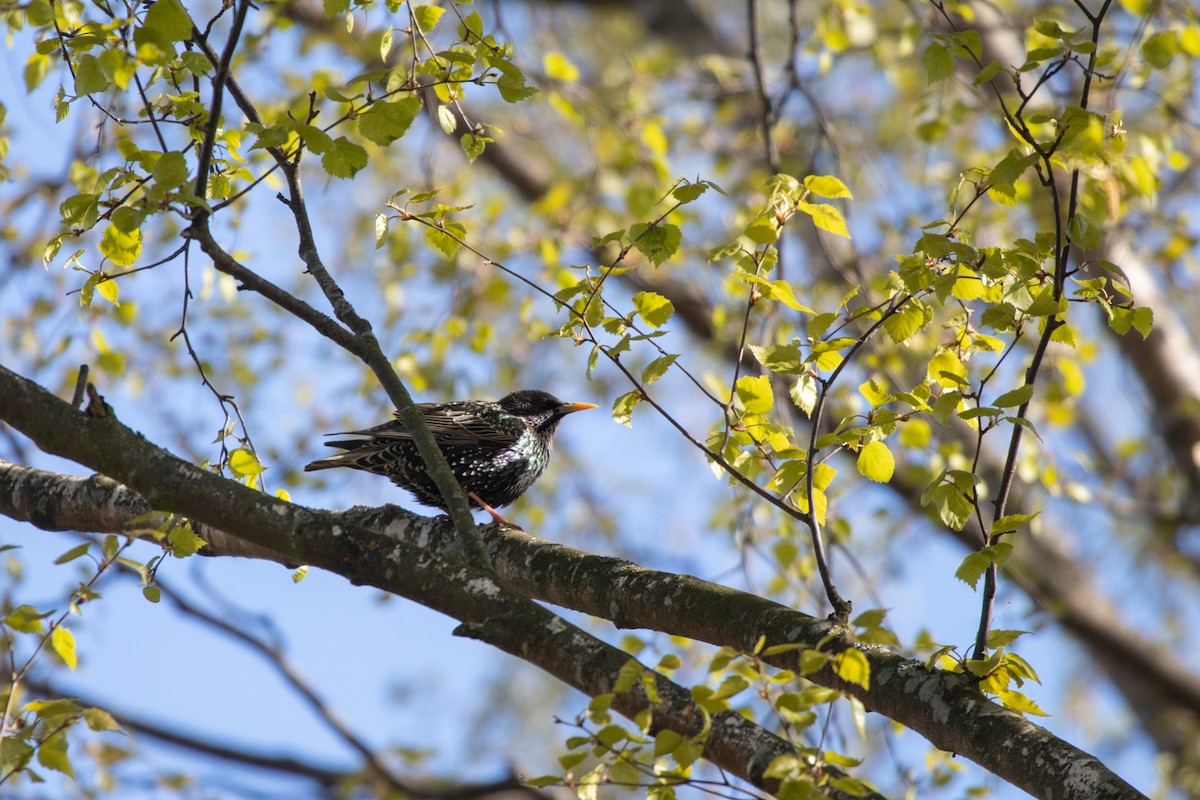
856,441,894,483
790,374,818,417
358,96,420,146
928,348,966,389
923,42,955,83
167,524,207,558
999,689,1050,716
641,354,677,386
993,385,1032,408
99,224,142,268
632,291,674,328
6,605,48,634
321,136,369,178
804,174,852,199
52,626,78,671
83,707,122,732
735,375,773,415
797,200,850,238
412,4,445,32
835,648,870,690
544,51,579,82
229,447,266,477
37,731,75,777
96,277,120,307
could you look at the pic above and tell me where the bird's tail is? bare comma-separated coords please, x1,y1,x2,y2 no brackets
303,437,379,472
303,454,350,472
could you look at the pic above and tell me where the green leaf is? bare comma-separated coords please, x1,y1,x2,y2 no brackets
790,374,818,417
999,689,1049,717
654,729,685,757
229,448,266,477
955,549,991,589
544,51,579,82
612,391,640,428
1026,286,1064,317
672,181,708,204
37,732,75,777
73,54,110,95
955,543,1012,588
1132,307,1153,339
424,220,467,258
24,698,81,716
923,42,955,83
712,675,749,700
143,0,193,42
374,213,389,249
852,608,888,628
54,543,92,565
992,512,1037,535
436,104,457,134
357,96,421,146
750,343,804,374
883,301,928,345
167,524,207,558
321,137,369,178
761,279,813,312
858,379,892,408
96,277,120,307
927,482,973,530
1142,30,1178,69
856,441,894,483
632,291,674,328
641,354,677,386
629,222,681,267
803,174,852,199
52,626,78,670
82,707,122,733
974,59,1003,85
796,201,850,238
735,375,773,415
558,750,587,770
412,4,445,31
992,385,1033,408
142,585,161,603
99,224,142,268
987,629,1030,648
491,57,538,103
927,349,966,389
835,649,870,690
153,151,190,191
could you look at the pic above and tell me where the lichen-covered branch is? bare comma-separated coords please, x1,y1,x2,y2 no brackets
0,363,1145,800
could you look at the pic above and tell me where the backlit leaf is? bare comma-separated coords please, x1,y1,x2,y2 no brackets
632,291,674,328
52,626,77,670
735,375,773,415
856,441,895,483
835,648,870,689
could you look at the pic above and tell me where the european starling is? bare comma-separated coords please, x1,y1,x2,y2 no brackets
304,390,596,523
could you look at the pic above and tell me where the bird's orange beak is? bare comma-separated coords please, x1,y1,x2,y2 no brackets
561,402,598,414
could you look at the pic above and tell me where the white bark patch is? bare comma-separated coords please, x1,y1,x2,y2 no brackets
465,577,501,598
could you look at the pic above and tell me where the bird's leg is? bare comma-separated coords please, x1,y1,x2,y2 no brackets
468,491,520,530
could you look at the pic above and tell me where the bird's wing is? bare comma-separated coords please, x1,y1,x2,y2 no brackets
329,403,521,447
420,404,523,446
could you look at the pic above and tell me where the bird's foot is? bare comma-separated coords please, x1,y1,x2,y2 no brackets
469,492,523,531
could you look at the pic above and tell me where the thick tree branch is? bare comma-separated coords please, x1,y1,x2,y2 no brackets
0,365,883,800
0,365,1145,799
25,677,544,800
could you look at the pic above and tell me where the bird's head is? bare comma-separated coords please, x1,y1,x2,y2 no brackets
499,390,597,433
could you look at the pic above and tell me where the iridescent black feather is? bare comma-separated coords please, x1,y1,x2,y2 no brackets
304,390,595,511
